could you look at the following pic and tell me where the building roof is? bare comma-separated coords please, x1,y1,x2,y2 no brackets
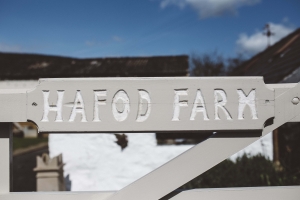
235,28,300,84
0,53,188,80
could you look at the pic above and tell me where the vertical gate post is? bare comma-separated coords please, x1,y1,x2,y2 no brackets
0,123,12,193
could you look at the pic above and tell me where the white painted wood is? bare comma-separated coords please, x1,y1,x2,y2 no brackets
1,78,299,128
268,82,300,126
0,191,114,200
106,136,264,200
5,78,300,128
0,123,11,194
0,78,299,199
268,83,300,122
27,77,274,132
0,90,26,122
170,186,300,200
105,82,300,200
0,139,9,194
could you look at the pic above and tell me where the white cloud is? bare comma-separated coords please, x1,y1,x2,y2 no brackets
0,43,22,52
236,23,295,55
160,0,260,18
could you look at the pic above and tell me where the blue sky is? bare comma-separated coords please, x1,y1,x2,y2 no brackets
0,0,299,58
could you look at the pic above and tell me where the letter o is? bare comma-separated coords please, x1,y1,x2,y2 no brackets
112,90,130,121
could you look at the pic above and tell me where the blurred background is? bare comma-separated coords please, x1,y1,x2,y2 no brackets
1,0,300,196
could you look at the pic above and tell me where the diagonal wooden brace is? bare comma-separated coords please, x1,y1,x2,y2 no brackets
105,82,300,200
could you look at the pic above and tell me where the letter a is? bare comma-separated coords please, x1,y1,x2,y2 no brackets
69,91,87,122
190,90,209,120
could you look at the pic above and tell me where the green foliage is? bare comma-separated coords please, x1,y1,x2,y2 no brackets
190,52,226,76
13,138,48,151
181,154,300,189
278,123,300,176
190,52,245,76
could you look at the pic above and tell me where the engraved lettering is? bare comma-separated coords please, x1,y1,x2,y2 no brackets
214,89,232,120
237,89,258,120
136,90,151,122
112,90,130,122
93,90,107,122
190,89,209,120
41,90,64,122
172,89,188,121
69,90,87,122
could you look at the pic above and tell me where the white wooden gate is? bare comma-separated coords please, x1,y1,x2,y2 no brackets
0,77,299,199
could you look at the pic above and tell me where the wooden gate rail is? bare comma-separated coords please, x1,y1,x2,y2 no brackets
0,77,299,199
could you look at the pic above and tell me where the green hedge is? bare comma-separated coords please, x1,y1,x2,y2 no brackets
13,138,48,151
181,154,300,189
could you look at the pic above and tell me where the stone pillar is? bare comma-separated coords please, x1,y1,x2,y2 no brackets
34,153,65,191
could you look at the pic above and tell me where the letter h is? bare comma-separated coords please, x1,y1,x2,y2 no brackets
41,90,64,122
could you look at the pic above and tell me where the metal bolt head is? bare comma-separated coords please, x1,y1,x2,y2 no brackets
292,97,300,105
